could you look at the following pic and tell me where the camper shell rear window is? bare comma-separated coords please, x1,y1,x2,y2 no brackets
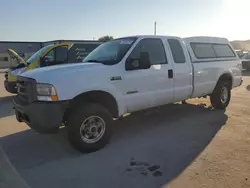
190,42,236,59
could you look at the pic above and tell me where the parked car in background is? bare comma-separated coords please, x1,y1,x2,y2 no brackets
235,49,244,58
13,35,242,152
4,41,102,93
240,53,250,70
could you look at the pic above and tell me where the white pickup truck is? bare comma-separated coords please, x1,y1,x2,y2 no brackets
13,35,243,152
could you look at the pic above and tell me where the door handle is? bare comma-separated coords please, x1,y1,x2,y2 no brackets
168,69,173,79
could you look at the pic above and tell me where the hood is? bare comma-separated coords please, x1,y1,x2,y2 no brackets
10,67,26,76
21,62,105,82
8,49,26,65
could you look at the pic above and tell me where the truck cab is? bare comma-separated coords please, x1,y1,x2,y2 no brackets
13,35,242,153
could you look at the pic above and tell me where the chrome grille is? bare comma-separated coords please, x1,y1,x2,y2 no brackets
16,76,37,104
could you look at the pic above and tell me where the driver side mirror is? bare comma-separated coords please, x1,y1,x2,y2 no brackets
139,52,151,69
126,52,151,71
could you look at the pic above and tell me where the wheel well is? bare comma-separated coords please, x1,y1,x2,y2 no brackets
67,91,119,118
218,73,233,89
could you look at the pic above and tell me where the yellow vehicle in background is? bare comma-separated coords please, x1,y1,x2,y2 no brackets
4,41,102,93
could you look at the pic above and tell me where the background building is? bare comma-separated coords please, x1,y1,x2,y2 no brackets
0,41,41,68
0,40,101,69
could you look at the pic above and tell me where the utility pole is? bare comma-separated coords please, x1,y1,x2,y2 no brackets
154,22,157,35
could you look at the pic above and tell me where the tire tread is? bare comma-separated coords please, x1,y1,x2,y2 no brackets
67,102,113,153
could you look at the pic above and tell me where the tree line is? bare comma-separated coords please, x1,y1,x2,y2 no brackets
98,35,114,42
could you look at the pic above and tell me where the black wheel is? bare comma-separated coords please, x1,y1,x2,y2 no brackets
67,103,113,153
210,81,231,109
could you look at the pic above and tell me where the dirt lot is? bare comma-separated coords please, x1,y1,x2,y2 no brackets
0,71,250,188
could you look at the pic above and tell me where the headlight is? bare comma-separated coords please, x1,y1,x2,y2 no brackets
36,83,58,101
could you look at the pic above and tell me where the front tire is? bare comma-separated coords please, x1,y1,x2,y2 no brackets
67,103,113,153
210,81,231,109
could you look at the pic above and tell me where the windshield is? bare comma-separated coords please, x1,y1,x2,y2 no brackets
26,45,53,64
83,37,137,65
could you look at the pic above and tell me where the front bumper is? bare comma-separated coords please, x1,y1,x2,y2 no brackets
4,80,17,94
13,96,69,134
242,61,250,70
240,79,243,86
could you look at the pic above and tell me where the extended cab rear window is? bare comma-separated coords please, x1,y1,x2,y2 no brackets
168,39,186,63
190,43,236,59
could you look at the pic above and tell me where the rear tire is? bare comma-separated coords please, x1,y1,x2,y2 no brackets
67,103,113,153
210,81,231,109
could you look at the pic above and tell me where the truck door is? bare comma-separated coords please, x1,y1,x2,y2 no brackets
122,38,174,112
41,46,68,67
166,38,193,101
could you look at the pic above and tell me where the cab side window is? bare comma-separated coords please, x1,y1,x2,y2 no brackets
44,49,55,62
42,46,68,67
126,38,167,71
168,39,186,63
55,46,68,62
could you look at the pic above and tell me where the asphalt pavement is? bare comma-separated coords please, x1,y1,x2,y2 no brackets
0,145,30,188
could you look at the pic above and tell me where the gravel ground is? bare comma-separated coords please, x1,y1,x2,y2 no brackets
0,71,250,188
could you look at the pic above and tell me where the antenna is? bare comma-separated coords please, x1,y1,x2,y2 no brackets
154,22,157,35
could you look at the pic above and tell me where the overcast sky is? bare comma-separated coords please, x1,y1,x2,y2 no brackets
0,0,249,41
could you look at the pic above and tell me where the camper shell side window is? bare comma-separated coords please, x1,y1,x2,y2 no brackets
190,42,236,59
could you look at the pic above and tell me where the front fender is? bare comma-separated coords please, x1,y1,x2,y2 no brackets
8,67,26,82
56,84,126,116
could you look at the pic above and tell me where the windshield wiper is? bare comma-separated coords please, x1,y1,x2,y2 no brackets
84,59,114,65
85,59,103,63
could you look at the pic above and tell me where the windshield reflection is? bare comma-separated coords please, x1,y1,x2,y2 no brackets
83,37,137,65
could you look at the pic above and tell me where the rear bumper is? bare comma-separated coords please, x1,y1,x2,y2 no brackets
13,97,69,134
4,80,17,94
